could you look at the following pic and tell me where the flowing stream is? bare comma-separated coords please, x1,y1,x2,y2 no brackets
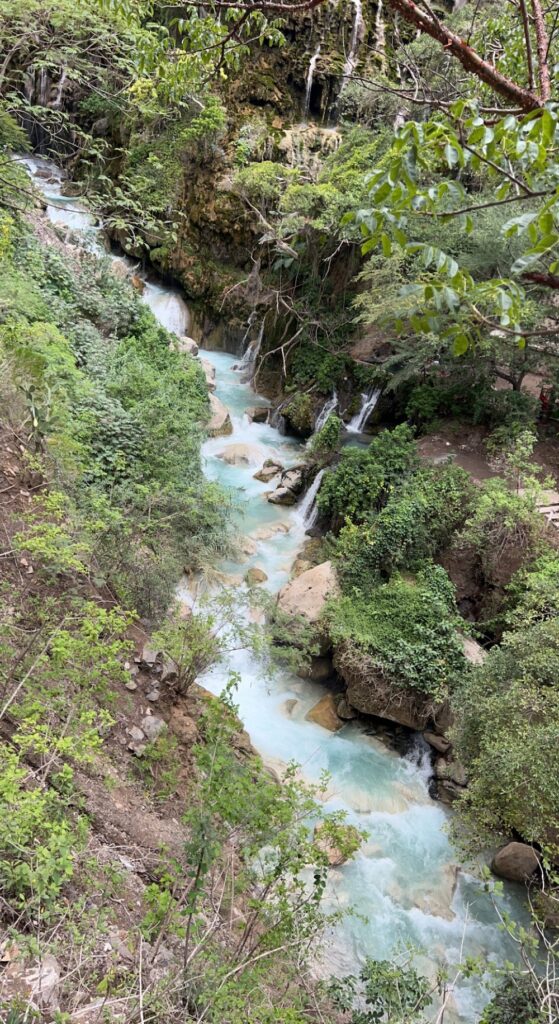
20,155,528,1023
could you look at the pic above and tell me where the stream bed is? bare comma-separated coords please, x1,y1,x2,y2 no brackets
20,154,528,1023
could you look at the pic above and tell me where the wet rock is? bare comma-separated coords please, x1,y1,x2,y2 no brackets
436,779,463,805
281,466,304,495
336,696,357,720
435,757,467,787
246,566,268,585
491,842,541,883
218,443,266,466
141,716,167,742
254,462,282,482
306,693,343,732
423,731,451,754
207,394,233,437
268,485,297,506
282,698,299,717
246,406,269,423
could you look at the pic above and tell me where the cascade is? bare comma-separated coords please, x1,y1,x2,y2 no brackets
339,0,365,95
238,320,265,383
296,468,325,528
303,44,321,120
314,390,338,432
140,280,191,337
346,388,381,433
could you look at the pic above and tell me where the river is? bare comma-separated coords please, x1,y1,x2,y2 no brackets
19,154,527,1023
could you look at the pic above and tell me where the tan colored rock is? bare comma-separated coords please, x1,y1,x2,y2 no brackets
491,842,541,883
218,443,266,466
333,641,435,731
169,706,199,746
247,405,269,423
306,693,343,732
267,486,297,506
277,561,339,625
173,336,198,356
254,463,282,483
207,394,232,437
0,954,60,1012
201,358,216,390
461,635,487,665
246,566,268,585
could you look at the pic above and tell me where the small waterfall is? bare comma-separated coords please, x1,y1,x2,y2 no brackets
141,281,190,336
346,388,381,433
314,390,338,432
303,44,321,120
53,69,68,109
339,0,365,95
297,469,325,528
238,320,265,383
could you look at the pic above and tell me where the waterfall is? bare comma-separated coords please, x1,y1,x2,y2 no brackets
314,390,338,432
140,281,190,336
339,0,365,95
303,44,321,120
238,320,265,383
53,69,68,109
297,469,325,528
346,388,381,433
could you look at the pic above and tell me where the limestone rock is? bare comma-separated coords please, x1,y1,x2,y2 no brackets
246,405,269,423
336,696,357,720
277,561,339,625
174,336,199,356
281,466,304,495
246,566,268,585
141,715,167,743
218,443,266,466
207,394,232,437
306,693,343,732
491,842,541,883
461,635,487,665
201,358,217,390
267,485,297,506
254,462,282,483
435,757,467,787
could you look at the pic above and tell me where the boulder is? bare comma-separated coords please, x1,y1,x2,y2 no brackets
333,640,435,731
277,561,339,626
207,394,232,437
491,842,541,883
200,358,217,391
306,693,343,732
246,406,269,423
169,706,199,746
281,466,304,495
174,336,199,356
336,696,357,720
267,485,297,506
218,443,266,466
435,757,467,787
254,463,282,483
246,566,268,585
461,635,487,665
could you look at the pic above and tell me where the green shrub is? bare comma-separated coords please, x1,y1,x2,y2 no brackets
318,424,418,528
324,565,465,701
504,550,559,630
306,413,342,462
336,463,473,589
453,618,559,850
459,478,544,583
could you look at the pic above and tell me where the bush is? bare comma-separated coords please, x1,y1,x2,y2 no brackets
318,424,418,528
504,550,559,631
452,618,559,850
324,564,465,701
306,413,342,462
335,463,473,589
459,477,545,584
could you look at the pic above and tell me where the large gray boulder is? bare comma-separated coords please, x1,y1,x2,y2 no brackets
491,842,541,883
